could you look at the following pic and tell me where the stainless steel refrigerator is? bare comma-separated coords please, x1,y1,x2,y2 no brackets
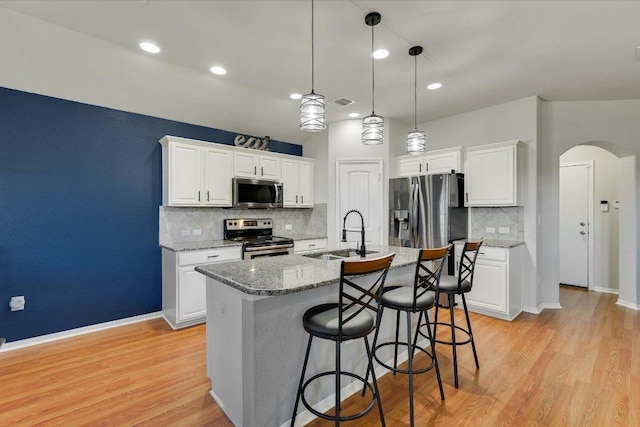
389,173,468,261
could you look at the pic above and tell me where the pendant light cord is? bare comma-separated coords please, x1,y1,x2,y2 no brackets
311,0,315,93
414,55,417,130
371,23,375,114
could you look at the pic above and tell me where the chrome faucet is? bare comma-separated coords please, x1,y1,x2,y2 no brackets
341,209,366,257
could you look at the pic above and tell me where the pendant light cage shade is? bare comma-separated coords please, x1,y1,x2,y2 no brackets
362,12,384,146
300,0,326,132
362,113,385,145
300,92,326,131
407,45,426,154
407,129,426,154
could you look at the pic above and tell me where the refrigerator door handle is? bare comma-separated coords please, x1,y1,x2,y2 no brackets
411,178,419,247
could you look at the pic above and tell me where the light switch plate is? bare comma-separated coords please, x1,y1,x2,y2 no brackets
499,227,510,234
285,224,293,230
180,230,191,236
192,229,202,236
485,227,496,233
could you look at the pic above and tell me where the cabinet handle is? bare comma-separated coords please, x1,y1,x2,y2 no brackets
207,255,220,258
426,162,429,172
254,166,257,175
207,191,210,202
296,195,298,203
261,166,264,176
309,244,316,247
198,191,201,202
301,195,304,203
419,164,422,173
465,192,468,202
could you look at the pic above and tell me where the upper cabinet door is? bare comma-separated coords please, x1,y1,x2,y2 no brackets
465,141,523,206
169,142,202,205
234,152,259,178
281,159,299,207
298,160,314,207
203,148,232,206
425,150,461,174
397,157,425,177
259,156,281,181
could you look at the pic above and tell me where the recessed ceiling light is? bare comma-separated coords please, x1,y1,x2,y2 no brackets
348,112,360,118
290,93,303,100
372,49,389,59
210,66,227,75
427,82,443,90
139,42,160,54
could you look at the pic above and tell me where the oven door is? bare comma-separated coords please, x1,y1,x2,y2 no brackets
243,245,293,260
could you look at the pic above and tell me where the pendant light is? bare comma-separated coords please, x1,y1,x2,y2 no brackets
300,0,326,132
362,12,384,145
407,46,426,154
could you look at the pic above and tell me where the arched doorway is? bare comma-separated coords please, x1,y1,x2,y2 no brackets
558,145,620,294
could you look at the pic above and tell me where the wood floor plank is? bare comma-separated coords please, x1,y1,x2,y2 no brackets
1,286,639,426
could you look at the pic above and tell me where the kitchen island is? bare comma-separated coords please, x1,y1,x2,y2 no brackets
196,245,421,427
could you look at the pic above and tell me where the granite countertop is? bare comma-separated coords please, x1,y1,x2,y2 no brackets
160,240,242,252
195,244,420,296
452,239,525,248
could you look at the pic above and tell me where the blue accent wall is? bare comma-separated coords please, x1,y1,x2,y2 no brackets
0,86,302,342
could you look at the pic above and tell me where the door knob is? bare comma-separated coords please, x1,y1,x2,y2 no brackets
580,231,586,235
580,222,586,226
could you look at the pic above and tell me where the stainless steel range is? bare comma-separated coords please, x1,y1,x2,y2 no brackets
224,218,294,260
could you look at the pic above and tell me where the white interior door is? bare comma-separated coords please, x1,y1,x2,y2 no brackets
337,160,383,250
559,163,591,287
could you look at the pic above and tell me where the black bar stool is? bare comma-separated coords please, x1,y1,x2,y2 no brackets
291,253,395,427
422,240,482,388
366,246,450,427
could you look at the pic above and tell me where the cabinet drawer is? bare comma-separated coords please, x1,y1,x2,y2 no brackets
476,247,507,262
178,246,241,266
294,238,327,254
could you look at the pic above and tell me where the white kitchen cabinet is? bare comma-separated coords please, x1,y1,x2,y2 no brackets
395,147,464,177
282,159,315,208
293,238,327,254
465,140,524,206
162,246,242,329
160,136,232,207
453,243,522,321
233,151,281,181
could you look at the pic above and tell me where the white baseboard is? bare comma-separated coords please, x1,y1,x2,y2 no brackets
593,287,619,295
616,299,640,311
522,302,562,314
0,311,162,352
282,337,431,427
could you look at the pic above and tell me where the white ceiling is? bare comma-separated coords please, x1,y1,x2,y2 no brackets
1,0,639,144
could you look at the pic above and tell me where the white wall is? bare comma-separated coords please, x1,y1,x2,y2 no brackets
410,96,540,311
302,131,329,204
540,100,640,310
560,146,620,292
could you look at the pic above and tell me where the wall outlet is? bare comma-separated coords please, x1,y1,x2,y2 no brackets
10,296,25,311
485,227,496,233
192,229,202,236
285,224,293,230
180,230,191,237
498,227,510,234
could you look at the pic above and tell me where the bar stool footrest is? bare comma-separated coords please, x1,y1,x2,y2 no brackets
372,341,436,375
421,321,473,346
300,370,377,422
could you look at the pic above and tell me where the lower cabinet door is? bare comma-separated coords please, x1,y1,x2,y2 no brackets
177,267,207,322
465,260,508,314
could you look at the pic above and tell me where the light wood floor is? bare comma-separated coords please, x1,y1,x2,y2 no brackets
2,286,638,426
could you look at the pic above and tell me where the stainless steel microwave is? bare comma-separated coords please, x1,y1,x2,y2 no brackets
232,178,283,209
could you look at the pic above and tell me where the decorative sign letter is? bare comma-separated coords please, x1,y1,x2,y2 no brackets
234,135,271,151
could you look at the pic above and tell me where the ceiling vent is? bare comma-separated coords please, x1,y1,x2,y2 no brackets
329,97,355,108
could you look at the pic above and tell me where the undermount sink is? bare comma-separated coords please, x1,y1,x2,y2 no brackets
303,249,378,261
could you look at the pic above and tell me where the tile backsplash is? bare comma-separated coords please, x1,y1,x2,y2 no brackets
469,207,524,241
159,203,328,245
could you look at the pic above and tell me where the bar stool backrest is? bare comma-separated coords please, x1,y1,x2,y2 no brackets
457,241,483,293
339,253,396,340
412,245,452,311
